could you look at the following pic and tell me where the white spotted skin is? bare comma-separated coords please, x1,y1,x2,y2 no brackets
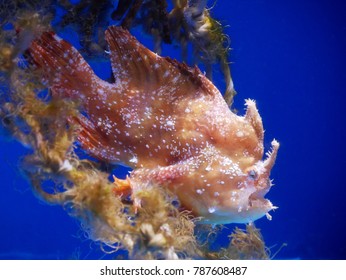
29,27,279,224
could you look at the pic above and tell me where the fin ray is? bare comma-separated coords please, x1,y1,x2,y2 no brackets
72,114,115,161
105,26,163,88
29,32,97,99
105,26,218,97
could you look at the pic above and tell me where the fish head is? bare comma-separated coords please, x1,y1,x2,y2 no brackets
199,139,280,224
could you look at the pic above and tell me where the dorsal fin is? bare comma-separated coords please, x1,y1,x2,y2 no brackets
105,26,163,89
105,26,218,96
164,57,217,95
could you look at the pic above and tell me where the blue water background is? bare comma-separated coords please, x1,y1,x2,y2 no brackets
1,0,345,259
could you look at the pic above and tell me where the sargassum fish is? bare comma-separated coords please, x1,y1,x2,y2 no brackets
28,26,279,224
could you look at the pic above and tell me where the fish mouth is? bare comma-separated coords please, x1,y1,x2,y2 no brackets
248,193,271,209
247,194,276,223
249,193,268,207
247,182,275,211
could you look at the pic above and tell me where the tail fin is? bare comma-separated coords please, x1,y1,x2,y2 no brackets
28,32,96,99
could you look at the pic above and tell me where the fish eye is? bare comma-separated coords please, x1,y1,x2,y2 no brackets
248,170,257,180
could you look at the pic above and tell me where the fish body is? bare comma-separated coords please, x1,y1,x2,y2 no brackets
29,26,279,224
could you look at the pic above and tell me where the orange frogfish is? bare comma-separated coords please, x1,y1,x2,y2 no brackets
28,26,279,224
